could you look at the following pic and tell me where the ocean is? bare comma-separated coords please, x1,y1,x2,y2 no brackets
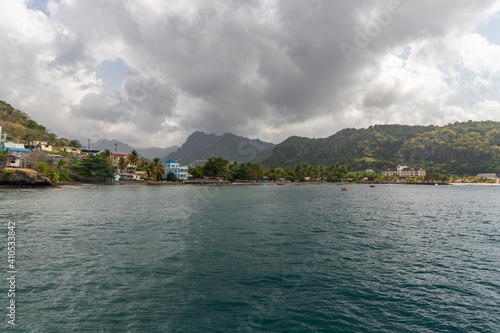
1,183,499,332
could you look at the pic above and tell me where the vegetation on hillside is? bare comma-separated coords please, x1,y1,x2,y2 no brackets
2,99,499,179
398,121,500,175
263,121,500,176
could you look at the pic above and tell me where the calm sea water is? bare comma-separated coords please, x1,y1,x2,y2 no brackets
0,184,499,332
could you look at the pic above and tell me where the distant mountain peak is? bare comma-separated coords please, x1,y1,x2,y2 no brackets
163,131,275,164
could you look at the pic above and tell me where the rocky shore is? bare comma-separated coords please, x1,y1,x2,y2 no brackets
0,168,55,187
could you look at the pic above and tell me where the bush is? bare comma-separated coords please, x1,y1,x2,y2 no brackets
1,169,14,178
37,161,60,181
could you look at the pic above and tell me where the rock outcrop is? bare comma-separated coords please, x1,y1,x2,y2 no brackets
0,168,54,187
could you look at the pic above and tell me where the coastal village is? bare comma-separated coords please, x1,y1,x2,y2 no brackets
1,125,499,185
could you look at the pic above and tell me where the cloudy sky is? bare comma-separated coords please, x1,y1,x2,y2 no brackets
1,0,500,148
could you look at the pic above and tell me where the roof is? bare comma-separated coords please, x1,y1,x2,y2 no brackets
165,160,178,163
383,168,397,171
477,173,499,178
1,147,31,152
111,152,128,157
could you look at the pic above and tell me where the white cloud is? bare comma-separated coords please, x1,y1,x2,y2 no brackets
1,0,499,147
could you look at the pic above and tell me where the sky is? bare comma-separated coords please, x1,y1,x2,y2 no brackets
1,0,500,148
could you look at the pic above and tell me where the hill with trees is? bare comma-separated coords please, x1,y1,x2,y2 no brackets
263,121,500,175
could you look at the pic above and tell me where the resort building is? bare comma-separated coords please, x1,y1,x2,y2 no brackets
162,160,189,180
382,165,426,177
477,173,500,182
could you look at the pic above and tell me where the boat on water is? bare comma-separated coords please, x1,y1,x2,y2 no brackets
341,186,349,191
370,185,375,188
277,181,285,185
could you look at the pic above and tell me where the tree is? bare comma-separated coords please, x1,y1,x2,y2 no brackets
166,172,176,181
101,149,113,167
144,162,155,179
127,149,141,168
118,157,127,172
203,157,230,178
58,159,71,182
237,162,263,181
68,139,82,148
71,155,114,181
424,173,441,182
189,166,204,179
152,158,165,181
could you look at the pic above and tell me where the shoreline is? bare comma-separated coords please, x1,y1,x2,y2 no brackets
3,180,499,188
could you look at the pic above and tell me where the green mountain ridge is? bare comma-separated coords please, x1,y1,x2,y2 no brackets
263,121,500,175
2,99,499,176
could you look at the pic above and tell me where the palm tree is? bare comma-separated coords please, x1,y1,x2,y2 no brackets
127,149,141,168
103,149,113,167
152,158,165,181
294,165,303,179
118,157,127,173
145,162,155,179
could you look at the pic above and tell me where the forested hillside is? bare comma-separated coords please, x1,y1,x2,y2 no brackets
263,121,500,175
398,121,500,175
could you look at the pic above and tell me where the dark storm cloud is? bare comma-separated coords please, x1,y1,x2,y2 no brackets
2,0,500,146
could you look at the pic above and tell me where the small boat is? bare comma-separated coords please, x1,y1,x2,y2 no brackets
277,181,285,185
370,185,375,188
341,186,349,191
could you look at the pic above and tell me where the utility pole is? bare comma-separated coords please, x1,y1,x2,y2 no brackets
88,139,91,155
115,143,118,152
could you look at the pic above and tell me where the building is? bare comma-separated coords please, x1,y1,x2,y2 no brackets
6,155,21,167
2,147,31,168
0,126,6,143
1,142,26,150
382,165,426,177
27,140,52,152
399,167,426,177
60,146,82,154
81,148,100,155
477,173,500,182
381,167,398,176
111,152,137,173
119,173,141,180
162,160,189,180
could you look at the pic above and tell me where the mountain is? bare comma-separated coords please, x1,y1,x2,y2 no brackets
137,146,179,160
92,139,179,160
262,121,500,175
163,131,275,164
92,139,135,154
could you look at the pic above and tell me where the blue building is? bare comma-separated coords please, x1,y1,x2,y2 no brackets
162,160,189,180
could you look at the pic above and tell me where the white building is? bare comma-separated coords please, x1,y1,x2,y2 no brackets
27,140,52,151
382,165,426,177
162,160,189,180
1,142,26,149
